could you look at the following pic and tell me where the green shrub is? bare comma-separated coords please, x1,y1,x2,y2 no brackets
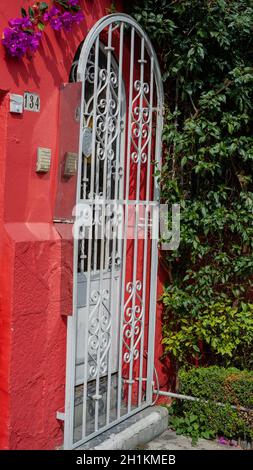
129,0,253,443
162,298,253,367
129,0,253,370
169,367,253,443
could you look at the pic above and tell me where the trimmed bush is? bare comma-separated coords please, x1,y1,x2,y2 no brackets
169,367,253,444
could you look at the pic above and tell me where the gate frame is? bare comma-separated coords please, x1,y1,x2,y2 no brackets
64,13,164,450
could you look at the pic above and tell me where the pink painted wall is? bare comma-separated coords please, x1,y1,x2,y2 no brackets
0,0,168,450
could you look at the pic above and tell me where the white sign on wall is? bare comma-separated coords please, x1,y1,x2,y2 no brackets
10,94,23,114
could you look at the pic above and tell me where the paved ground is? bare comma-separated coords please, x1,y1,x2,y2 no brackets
138,429,239,451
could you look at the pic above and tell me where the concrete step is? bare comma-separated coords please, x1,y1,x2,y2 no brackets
77,406,168,450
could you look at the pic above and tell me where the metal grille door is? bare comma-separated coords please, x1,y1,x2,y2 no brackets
64,13,164,449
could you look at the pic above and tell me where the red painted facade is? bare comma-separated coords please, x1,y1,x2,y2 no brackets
0,0,169,450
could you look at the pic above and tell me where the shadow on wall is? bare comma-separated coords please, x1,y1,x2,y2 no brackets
1,0,111,88
3,27,85,88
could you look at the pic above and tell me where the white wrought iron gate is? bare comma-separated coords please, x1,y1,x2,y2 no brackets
64,13,164,449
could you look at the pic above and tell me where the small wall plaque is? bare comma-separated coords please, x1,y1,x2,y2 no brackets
64,152,78,176
24,92,40,112
10,94,23,114
36,148,52,173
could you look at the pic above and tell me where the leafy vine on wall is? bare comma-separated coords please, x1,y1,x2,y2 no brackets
2,1,84,59
129,0,253,371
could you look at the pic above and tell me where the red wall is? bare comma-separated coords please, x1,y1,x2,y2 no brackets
0,0,168,450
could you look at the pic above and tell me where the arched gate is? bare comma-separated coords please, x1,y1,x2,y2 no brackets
64,13,164,449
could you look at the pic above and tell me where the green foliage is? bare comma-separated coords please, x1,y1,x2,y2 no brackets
169,411,215,445
129,0,253,369
169,367,253,443
162,296,253,367
179,366,253,405
106,2,117,14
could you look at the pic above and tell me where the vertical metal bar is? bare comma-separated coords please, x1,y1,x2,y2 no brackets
80,160,88,273
104,152,111,271
106,22,124,426
146,100,163,404
94,24,113,432
81,35,100,439
138,56,154,405
127,36,145,413
63,316,76,449
146,219,158,404
64,79,86,449
82,153,88,198
117,26,135,419
94,141,101,273
64,315,75,449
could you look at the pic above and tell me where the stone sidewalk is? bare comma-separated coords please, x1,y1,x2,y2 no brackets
138,429,240,451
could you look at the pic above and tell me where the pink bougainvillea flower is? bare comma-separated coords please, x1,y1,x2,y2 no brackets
9,17,32,29
2,25,42,58
43,7,62,30
2,1,84,59
60,11,73,31
73,11,84,24
29,31,42,52
60,10,84,32
218,436,230,445
68,0,79,6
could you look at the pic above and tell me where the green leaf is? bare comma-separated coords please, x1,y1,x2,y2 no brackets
28,7,35,19
37,22,46,31
39,2,49,11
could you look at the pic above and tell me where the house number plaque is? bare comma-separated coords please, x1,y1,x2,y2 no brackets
24,92,40,112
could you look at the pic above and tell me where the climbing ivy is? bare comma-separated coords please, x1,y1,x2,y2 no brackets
129,0,253,369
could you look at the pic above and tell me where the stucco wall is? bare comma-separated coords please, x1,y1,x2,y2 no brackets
0,0,169,450
0,0,119,450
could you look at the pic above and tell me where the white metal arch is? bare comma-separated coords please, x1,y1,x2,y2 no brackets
64,14,164,450
77,14,164,109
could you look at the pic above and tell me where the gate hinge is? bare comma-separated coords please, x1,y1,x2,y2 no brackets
56,409,65,421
